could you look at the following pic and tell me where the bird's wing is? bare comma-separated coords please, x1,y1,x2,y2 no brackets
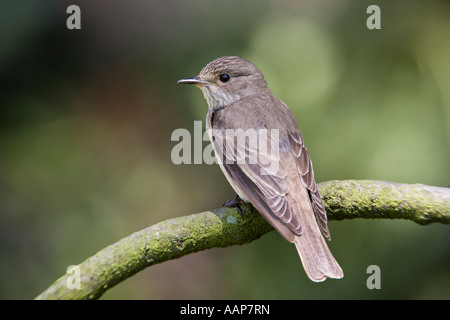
212,126,303,241
211,122,330,241
288,131,330,240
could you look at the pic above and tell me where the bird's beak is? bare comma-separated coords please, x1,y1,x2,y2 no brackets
177,76,210,85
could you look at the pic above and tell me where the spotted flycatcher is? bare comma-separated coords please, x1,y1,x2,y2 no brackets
178,56,343,282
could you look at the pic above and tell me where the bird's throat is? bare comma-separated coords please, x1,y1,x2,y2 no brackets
200,85,241,110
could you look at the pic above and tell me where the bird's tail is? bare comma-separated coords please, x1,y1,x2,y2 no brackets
294,216,343,282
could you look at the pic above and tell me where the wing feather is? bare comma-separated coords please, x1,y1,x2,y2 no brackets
209,104,329,240
289,131,330,240
213,127,302,237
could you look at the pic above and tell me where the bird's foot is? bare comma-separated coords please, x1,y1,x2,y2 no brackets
223,194,244,216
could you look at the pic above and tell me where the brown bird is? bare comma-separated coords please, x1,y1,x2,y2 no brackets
178,56,343,282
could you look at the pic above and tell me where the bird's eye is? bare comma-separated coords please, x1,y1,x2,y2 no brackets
219,74,230,83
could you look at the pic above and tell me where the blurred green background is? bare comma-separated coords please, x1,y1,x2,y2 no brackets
1,0,449,299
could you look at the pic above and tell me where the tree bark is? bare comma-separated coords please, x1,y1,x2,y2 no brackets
35,180,450,300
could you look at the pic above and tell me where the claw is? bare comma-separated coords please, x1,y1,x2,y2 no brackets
223,194,244,216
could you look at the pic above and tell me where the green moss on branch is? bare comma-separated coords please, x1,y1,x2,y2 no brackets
35,180,450,300
320,180,450,225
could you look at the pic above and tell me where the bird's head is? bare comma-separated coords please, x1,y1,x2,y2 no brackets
178,56,268,110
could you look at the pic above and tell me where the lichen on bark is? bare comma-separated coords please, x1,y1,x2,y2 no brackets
35,179,450,300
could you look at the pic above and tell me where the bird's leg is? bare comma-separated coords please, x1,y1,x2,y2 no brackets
223,194,244,216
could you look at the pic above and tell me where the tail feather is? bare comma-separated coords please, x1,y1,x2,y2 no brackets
294,221,343,282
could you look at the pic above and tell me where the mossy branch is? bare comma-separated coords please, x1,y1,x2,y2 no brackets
35,179,450,300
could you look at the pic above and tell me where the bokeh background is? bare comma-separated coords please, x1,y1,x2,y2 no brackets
1,0,449,299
